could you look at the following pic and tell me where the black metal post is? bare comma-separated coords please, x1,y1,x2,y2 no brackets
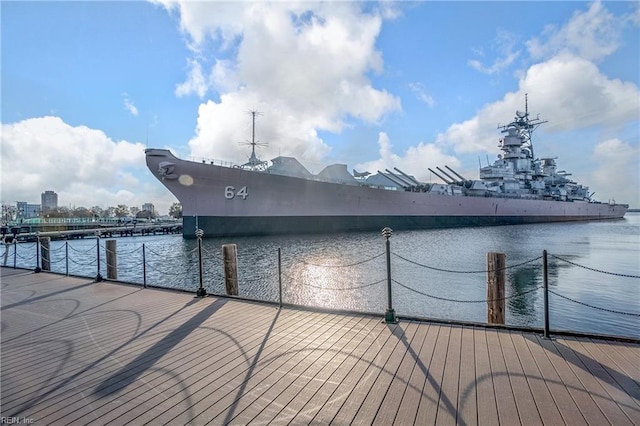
34,234,41,273
65,241,69,276
543,249,550,338
142,243,147,288
195,229,206,297
13,240,17,269
278,247,282,308
382,227,398,324
95,233,103,282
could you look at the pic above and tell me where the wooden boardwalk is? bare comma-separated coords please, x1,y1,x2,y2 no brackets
1,267,639,425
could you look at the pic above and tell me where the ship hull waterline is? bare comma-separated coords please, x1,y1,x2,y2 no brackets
146,149,628,238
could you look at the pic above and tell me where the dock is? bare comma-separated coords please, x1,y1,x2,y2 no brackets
1,267,639,425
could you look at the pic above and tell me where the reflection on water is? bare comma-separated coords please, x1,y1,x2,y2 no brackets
4,214,639,339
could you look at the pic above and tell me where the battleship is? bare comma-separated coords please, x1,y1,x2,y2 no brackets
146,101,628,238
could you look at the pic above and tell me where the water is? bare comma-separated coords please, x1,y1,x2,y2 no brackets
5,213,639,339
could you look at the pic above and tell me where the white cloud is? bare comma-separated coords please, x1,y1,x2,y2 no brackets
0,116,178,212
157,1,401,165
527,1,624,62
435,54,639,155
122,93,139,116
408,82,435,107
354,132,461,183
175,58,208,98
592,138,640,206
468,28,521,75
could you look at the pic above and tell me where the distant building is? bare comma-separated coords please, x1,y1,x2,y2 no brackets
41,190,58,211
16,201,41,220
142,203,155,215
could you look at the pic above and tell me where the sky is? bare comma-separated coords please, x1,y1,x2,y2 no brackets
1,0,639,216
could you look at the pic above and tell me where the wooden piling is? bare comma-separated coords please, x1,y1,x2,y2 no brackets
222,244,238,296
106,239,117,280
487,252,505,324
40,237,51,271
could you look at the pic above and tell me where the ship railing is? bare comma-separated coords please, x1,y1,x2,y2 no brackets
3,233,639,341
188,156,237,168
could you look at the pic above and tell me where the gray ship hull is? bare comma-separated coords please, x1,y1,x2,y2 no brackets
146,149,628,238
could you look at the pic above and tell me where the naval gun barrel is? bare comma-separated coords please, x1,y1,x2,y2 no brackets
444,165,467,181
385,169,415,187
378,170,410,188
428,167,453,184
436,166,459,184
393,167,420,186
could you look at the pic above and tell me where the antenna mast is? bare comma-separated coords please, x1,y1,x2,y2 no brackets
240,110,268,171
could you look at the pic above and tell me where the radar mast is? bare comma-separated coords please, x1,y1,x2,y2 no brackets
240,110,268,171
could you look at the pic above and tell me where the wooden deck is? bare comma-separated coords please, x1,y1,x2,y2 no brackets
1,267,639,425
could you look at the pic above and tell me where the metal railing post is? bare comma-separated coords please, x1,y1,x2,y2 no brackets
196,229,206,297
142,243,147,288
95,232,103,282
543,249,550,338
382,227,398,324
34,233,42,273
278,247,283,308
65,241,69,276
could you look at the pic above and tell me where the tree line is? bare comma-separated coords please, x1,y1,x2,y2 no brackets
37,202,182,219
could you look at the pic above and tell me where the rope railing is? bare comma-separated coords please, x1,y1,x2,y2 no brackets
550,254,640,279
4,231,638,339
392,252,544,273
394,280,543,303
547,289,640,317
297,252,385,268
282,270,386,291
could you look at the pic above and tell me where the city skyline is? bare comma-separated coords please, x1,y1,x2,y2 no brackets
1,1,638,212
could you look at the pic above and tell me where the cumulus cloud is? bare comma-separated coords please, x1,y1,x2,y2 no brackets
155,1,402,165
592,138,640,205
354,132,461,183
356,1,638,203
527,1,625,62
436,54,640,155
0,117,174,210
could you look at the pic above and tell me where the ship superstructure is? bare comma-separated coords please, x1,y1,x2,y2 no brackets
146,100,628,237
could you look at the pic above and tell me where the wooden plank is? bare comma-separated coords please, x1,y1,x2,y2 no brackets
228,315,365,424
351,321,420,425
415,324,450,425
536,335,609,425
486,329,520,425
274,316,381,424
120,310,335,425
3,269,640,426
434,325,462,425
497,331,543,425
321,322,403,425
62,303,282,424
523,334,587,425
372,321,427,425
393,322,439,425
248,316,375,424
509,332,564,425
561,337,640,425
552,336,633,425
474,328,499,426
37,301,297,425
456,326,478,426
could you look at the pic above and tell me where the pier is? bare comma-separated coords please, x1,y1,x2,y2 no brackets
2,267,638,425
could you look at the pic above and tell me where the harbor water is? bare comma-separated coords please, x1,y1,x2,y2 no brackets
5,213,639,339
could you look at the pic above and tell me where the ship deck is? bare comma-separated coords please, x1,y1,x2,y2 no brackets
2,267,639,425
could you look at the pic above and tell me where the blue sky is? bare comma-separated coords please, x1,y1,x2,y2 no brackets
2,1,639,214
